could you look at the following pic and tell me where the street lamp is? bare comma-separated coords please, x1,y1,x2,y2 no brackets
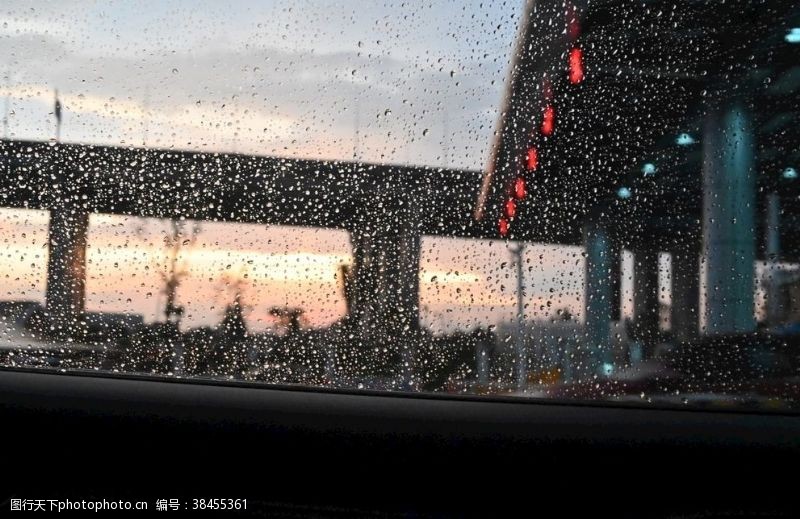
509,243,527,392
676,133,696,146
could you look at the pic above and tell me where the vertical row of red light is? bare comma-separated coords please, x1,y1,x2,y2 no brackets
498,75,545,238
567,0,584,85
499,3,583,238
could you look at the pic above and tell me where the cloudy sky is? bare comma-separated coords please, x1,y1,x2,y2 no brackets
1,0,520,166
0,0,635,333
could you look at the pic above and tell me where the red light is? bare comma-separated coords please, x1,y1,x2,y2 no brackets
542,75,553,102
505,198,517,219
566,3,581,40
498,217,509,237
514,177,527,199
541,105,555,136
569,47,584,84
526,147,539,171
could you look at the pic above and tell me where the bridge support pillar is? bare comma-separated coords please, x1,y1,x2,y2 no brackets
46,202,89,340
764,192,785,326
631,248,660,359
350,228,420,335
582,221,620,378
348,196,421,386
671,244,700,343
701,102,756,335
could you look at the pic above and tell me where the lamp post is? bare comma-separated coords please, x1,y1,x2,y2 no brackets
509,242,526,392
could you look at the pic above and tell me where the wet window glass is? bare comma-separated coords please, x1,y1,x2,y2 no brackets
1,0,798,411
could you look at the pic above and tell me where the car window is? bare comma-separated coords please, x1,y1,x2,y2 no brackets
1,0,798,411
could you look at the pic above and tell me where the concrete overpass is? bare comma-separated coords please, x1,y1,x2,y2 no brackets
0,138,484,342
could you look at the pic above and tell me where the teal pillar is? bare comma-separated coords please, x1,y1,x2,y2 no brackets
701,103,756,334
583,221,619,377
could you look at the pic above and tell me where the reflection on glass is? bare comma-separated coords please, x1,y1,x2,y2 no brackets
1,1,798,411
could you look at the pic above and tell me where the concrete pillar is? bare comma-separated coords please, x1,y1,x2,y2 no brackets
46,203,89,339
384,202,421,334
701,103,756,334
348,193,421,384
631,248,660,358
510,243,527,391
765,192,784,326
349,225,379,334
476,341,490,387
350,231,420,335
671,245,700,343
583,221,620,377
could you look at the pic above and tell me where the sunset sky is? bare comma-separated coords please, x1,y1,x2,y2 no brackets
1,208,592,333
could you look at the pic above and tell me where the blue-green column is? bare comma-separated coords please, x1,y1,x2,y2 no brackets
582,221,619,378
701,103,756,334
